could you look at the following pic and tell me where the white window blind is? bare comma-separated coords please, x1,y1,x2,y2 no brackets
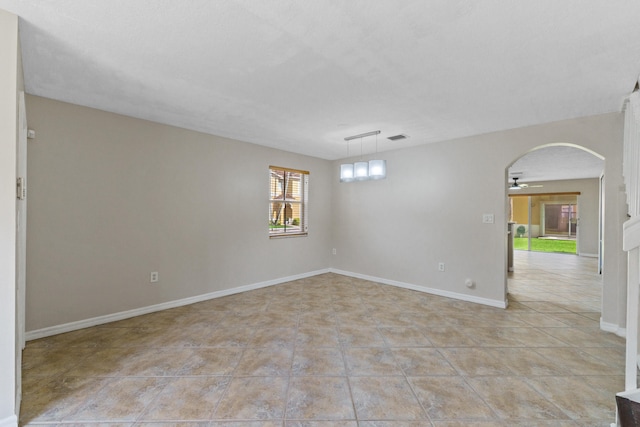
269,166,309,237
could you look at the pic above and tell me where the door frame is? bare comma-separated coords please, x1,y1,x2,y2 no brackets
15,90,27,413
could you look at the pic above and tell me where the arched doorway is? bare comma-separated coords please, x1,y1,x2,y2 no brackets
505,144,605,313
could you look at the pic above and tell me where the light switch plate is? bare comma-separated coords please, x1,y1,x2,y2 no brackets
482,214,494,224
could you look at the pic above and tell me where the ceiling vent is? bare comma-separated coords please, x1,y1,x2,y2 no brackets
387,134,408,141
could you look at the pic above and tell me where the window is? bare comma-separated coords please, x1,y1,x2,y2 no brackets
269,166,309,237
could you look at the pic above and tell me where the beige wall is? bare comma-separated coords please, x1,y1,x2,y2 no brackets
25,95,333,331
0,8,19,427
23,99,628,335
331,113,625,328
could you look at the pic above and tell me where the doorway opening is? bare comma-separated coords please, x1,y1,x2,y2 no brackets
509,193,579,254
504,143,605,313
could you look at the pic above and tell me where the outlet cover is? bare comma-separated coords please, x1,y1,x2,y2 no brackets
482,214,494,224
150,272,159,283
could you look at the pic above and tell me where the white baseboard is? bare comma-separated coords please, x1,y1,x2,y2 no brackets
579,253,598,258
27,268,624,340
25,269,330,341
0,415,17,427
601,318,626,338
329,268,508,309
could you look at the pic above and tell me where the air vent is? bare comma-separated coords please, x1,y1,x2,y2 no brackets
387,134,408,141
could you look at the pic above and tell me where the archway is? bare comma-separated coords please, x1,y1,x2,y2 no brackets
504,143,605,313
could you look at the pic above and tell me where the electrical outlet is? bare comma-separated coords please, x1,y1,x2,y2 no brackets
150,271,159,283
332,248,337,255
438,262,445,272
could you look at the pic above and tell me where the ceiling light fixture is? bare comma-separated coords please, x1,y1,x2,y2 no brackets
354,136,369,180
339,140,355,182
368,132,386,180
340,130,386,182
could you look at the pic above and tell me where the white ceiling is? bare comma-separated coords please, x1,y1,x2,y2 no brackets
2,1,640,173
509,145,604,183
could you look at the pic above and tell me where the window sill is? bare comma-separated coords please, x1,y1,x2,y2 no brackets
269,232,308,239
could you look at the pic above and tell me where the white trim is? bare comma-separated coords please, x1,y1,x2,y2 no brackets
624,216,640,251
601,318,626,338
630,91,640,132
330,268,508,309
0,415,17,427
26,269,330,341
579,253,598,258
626,246,640,390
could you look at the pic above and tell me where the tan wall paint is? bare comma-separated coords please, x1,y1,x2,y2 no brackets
511,197,529,224
332,113,625,328
25,95,333,331
0,8,18,426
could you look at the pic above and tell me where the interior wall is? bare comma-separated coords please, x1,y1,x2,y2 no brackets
0,8,18,427
14,24,24,422
509,178,600,256
331,113,626,327
25,95,333,331
24,98,628,334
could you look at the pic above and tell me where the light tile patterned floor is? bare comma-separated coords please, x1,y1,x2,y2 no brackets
20,251,624,426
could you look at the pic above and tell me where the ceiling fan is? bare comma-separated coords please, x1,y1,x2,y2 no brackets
509,177,544,190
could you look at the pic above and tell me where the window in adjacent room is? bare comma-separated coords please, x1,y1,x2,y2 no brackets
269,166,309,237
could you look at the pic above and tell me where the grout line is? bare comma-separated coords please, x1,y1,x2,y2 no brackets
337,282,360,425
281,308,301,423
21,254,619,425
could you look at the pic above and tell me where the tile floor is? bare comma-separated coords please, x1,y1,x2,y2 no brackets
20,251,625,426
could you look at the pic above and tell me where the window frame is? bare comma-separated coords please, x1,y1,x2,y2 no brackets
269,166,309,238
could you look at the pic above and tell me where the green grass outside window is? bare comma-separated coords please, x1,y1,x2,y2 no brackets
513,237,576,254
